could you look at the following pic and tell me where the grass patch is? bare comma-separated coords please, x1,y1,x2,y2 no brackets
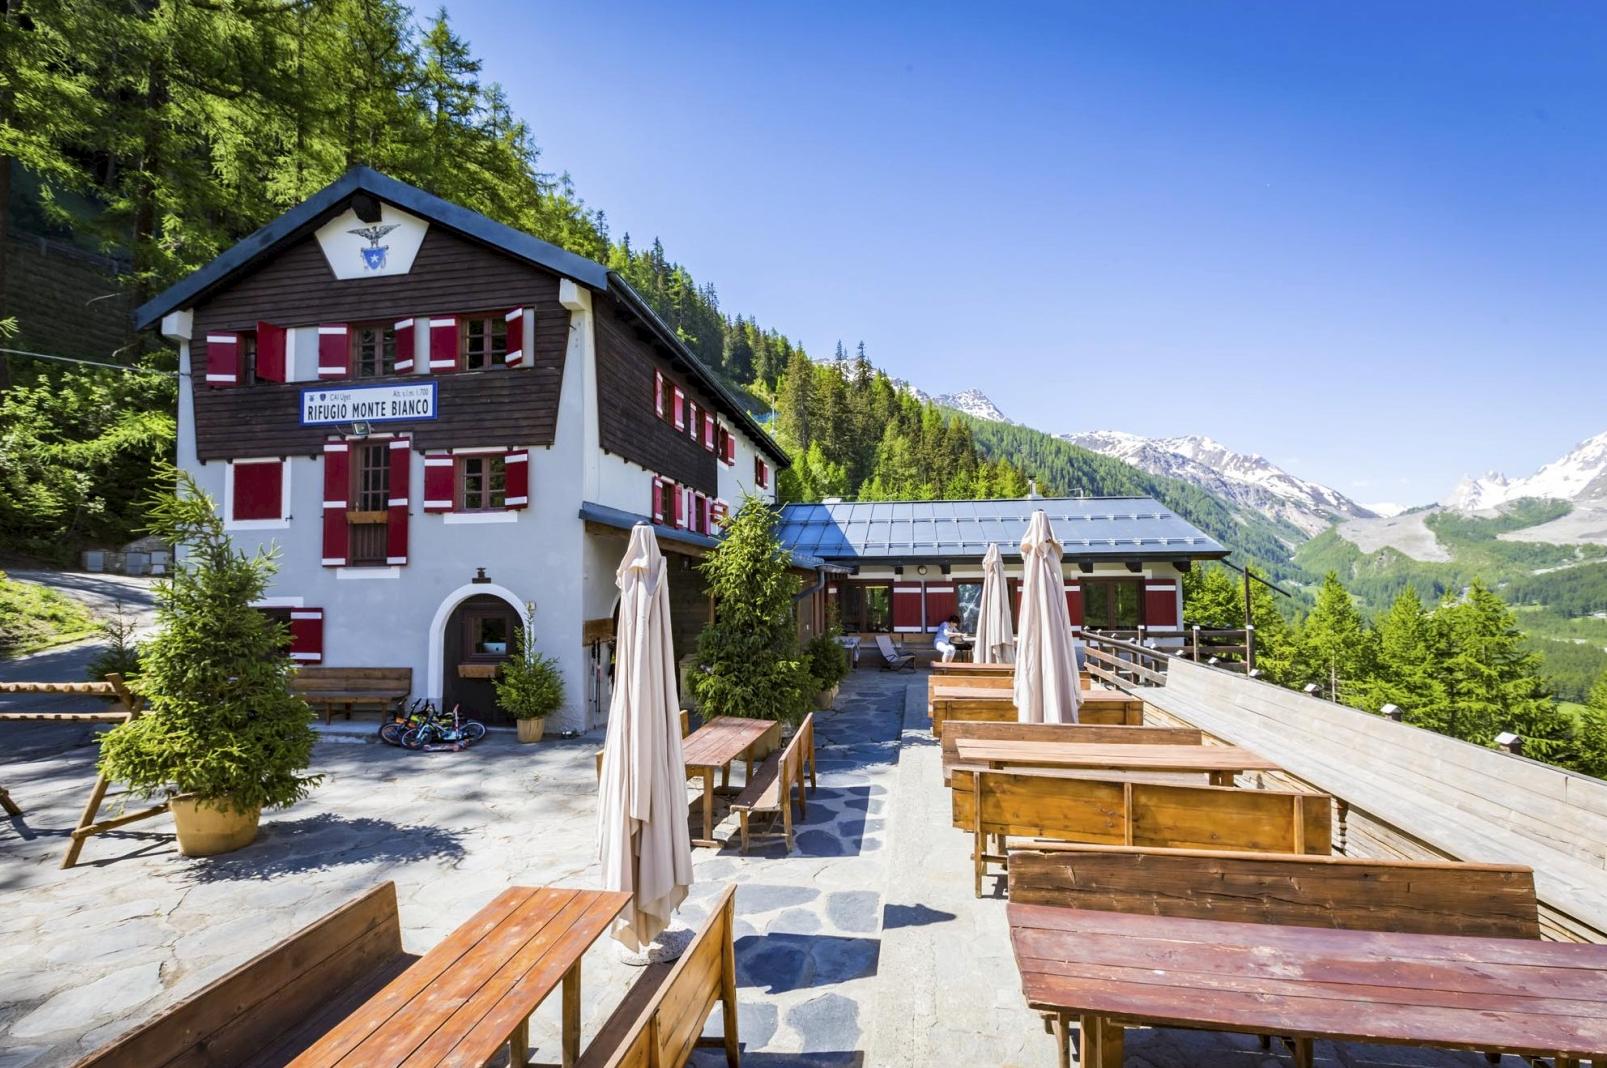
0,570,98,658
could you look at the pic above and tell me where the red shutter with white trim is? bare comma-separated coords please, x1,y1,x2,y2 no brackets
232,460,283,521
317,324,349,379
923,583,957,629
703,412,715,451
693,492,707,535
651,477,666,523
429,317,458,372
673,387,686,430
1066,580,1084,629
423,451,453,512
321,441,349,566
289,608,324,663
672,484,685,528
504,308,525,366
386,438,410,565
1145,580,1178,630
654,370,665,418
204,333,239,387
687,401,698,441
394,319,416,373
255,322,287,382
505,448,529,509
892,582,925,633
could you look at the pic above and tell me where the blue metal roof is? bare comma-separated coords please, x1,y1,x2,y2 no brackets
134,167,788,466
774,497,1229,562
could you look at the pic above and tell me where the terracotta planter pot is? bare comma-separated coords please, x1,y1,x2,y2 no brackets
516,718,546,743
170,796,261,857
814,684,839,710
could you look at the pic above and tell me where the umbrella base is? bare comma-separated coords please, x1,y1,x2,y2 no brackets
617,925,695,966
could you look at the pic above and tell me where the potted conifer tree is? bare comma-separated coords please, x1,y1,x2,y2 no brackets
805,614,850,709
97,473,321,856
495,621,564,742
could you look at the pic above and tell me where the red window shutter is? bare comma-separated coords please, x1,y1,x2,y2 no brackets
712,499,728,528
923,583,957,629
726,431,737,465
394,318,416,373
892,582,925,633
289,608,324,663
504,308,525,366
1066,580,1084,629
429,317,458,372
423,451,453,512
672,484,685,528
654,370,665,418
686,400,696,439
255,322,287,382
321,441,349,566
204,333,239,387
317,324,349,379
386,438,410,565
694,492,708,534
673,387,686,430
505,448,529,509
1144,580,1178,630
703,412,716,451
232,460,283,521
651,477,666,524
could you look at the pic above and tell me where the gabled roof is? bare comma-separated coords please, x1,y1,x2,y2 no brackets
134,167,788,465
774,497,1229,563
579,501,829,570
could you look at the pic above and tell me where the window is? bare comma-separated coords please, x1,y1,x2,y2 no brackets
955,581,983,633
461,315,508,371
347,443,391,567
352,323,396,378
239,332,259,386
256,607,294,653
842,583,893,633
229,459,285,523
1083,579,1143,631
459,454,507,511
754,456,769,489
659,478,679,527
466,613,512,657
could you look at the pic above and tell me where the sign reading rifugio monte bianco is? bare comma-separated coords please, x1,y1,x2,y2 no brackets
299,382,438,425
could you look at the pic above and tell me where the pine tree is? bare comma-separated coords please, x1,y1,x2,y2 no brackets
1362,587,1449,727
1576,672,1607,779
1437,581,1559,749
1297,572,1374,704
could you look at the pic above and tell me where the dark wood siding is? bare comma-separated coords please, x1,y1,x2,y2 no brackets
594,296,718,495
190,227,571,459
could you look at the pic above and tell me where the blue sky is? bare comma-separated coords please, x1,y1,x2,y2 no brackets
447,2,1607,507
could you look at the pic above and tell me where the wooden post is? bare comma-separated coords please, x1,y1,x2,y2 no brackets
561,962,581,1068
1191,625,1200,662
719,893,741,1068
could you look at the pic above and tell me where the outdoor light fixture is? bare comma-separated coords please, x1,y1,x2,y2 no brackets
1207,656,1220,665
1247,669,1262,679
1078,559,1094,574
1496,731,1523,755
1124,560,1142,573
351,191,383,223
471,567,490,584
916,564,928,576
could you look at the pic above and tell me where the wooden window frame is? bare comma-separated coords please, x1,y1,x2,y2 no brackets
461,607,518,663
350,321,398,380
1081,578,1146,631
456,453,508,512
459,315,509,372
842,581,894,634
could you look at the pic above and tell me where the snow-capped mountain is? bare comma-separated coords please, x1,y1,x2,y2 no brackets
1443,431,1607,512
935,389,1010,423
1061,430,1378,537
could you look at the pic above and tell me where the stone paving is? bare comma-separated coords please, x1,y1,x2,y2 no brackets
0,663,1544,1067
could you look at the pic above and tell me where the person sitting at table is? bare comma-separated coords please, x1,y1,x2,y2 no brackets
933,614,965,663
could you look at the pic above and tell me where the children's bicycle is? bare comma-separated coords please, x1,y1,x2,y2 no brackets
401,702,487,751
378,698,434,747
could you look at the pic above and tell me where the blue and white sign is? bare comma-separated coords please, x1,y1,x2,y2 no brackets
300,382,438,425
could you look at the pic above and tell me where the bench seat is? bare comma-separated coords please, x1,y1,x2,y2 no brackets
730,714,814,854
576,885,739,1068
291,667,411,725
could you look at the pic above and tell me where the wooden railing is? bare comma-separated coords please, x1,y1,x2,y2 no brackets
1081,633,1170,688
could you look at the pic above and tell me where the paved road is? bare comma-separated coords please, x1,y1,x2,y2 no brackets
0,571,156,709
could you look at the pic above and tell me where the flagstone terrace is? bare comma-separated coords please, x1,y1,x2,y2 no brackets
0,664,1590,1067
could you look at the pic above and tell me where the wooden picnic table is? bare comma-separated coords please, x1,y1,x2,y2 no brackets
929,682,1145,736
954,739,1278,786
288,885,629,1068
1009,904,1607,1068
681,715,781,847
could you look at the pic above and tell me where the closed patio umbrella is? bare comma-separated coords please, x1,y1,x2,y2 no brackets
1012,510,1080,724
973,542,1015,664
597,523,694,951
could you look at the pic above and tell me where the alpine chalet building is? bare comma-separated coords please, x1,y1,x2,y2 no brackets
135,168,787,733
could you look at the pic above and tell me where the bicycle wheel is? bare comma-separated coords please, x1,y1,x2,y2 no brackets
401,725,432,750
460,720,487,745
378,721,405,746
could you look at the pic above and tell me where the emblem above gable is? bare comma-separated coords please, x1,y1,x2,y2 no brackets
314,203,429,280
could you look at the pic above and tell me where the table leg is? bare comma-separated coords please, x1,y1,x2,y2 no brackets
722,760,731,790
1050,1012,1071,1068
508,1016,529,1066
703,767,715,845
1209,770,1227,787
1079,1015,1122,1067
562,963,581,1068
1291,1037,1313,1068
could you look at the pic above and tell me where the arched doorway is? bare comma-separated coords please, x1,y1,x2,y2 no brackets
442,594,522,724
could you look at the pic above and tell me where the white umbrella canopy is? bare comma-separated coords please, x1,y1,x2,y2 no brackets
973,542,1015,664
597,524,694,951
1012,510,1081,724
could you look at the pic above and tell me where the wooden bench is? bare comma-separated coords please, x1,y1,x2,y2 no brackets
927,670,1094,705
952,767,1330,896
731,713,815,853
930,690,1144,737
73,882,414,1068
939,721,1203,784
290,667,411,724
0,675,169,869
576,884,741,1068
1007,846,1544,1068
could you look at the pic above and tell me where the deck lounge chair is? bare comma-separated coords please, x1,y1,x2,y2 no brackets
875,634,916,671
